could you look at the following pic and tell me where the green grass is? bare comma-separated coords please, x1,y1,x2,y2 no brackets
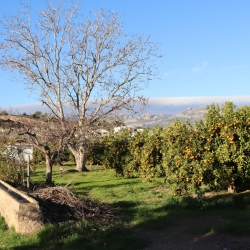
0,163,250,249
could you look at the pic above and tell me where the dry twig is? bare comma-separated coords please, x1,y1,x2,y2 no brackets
28,185,117,225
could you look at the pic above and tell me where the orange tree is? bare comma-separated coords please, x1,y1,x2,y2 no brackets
198,103,227,192
102,130,131,176
127,127,164,180
199,102,250,193
161,102,250,196
161,120,205,196
101,102,250,194
125,129,146,177
213,102,250,192
84,139,105,165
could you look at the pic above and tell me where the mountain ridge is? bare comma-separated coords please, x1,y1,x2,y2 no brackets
125,106,207,128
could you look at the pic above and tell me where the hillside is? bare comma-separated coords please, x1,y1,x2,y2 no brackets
125,106,207,128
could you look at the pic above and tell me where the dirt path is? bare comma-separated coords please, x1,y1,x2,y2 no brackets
132,216,250,250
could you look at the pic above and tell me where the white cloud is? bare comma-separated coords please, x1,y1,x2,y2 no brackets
164,70,178,77
192,60,208,73
149,96,250,106
164,61,209,78
192,67,200,73
4,96,250,115
202,61,208,67
147,96,250,114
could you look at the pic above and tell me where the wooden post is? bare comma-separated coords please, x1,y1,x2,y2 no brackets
27,155,30,189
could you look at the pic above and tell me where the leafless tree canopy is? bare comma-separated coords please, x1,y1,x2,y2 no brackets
0,1,161,171
0,1,160,121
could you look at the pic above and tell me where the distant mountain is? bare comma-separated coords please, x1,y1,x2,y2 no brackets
125,106,207,128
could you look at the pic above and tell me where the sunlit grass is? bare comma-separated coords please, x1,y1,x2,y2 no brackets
0,163,250,249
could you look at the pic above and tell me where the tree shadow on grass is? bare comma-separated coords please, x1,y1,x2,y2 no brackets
132,192,250,230
11,200,147,250
67,169,79,173
13,217,148,250
72,180,141,189
23,228,140,250
12,191,250,249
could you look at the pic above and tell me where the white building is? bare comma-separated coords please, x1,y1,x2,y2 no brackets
114,126,134,133
93,129,109,137
6,145,33,162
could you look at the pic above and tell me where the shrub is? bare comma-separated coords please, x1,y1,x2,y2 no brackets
0,149,26,185
102,130,131,175
127,127,164,180
32,147,45,164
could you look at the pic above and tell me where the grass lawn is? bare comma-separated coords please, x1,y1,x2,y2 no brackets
0,163,250,249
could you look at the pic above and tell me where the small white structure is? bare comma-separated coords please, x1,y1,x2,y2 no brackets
92,129,109,137
136,128,144,133
114,126,134,133
94,129,109,137
6,145,33,162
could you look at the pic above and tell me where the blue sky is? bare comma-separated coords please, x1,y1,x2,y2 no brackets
0,0,250,114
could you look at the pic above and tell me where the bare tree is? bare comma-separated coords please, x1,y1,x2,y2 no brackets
0,115,71,184
0,1,161,171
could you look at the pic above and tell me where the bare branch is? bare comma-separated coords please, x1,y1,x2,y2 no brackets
0,2,162,171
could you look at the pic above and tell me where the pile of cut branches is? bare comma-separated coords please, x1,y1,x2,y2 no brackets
28,185,117,225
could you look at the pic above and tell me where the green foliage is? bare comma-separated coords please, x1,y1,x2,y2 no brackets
202,102,250,191
85,140,105,165
53,147,72,165
31,111,43,118
0,110,8,116
160,102,250,196
127,127,164,180
31,111,50,119
1,165,250,249
32,147,45,164
101,127,164,179
32,165,250,235
33,142,104,166
100,102,250,196
125,130,146,177
32,146,73,165
31,101,250,196
102,130,131,175
161,120,201,195
0,148,26,185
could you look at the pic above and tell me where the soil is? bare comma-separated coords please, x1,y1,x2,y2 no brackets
132,216,250,250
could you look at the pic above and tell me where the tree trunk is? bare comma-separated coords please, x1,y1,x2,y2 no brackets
228,185,236,193
228,176,242,193
68,144,89,172
75,148,89,172
45,151,53,184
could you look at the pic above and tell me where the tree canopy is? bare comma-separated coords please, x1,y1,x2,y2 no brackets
0,1,161,171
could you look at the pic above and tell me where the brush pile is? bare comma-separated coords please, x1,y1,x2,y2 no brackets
27,185,117,225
